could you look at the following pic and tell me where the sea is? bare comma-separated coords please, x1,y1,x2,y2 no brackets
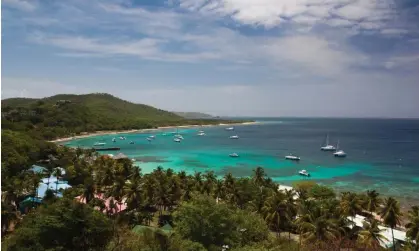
64,118,419,207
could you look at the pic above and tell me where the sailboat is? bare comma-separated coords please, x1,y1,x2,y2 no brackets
333,140,347,157
320,134,336,151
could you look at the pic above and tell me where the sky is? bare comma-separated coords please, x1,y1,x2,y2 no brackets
1,0,419,118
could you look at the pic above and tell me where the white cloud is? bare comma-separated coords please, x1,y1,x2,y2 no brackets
177,0,395,30
380,28,409,36
2,0,36,12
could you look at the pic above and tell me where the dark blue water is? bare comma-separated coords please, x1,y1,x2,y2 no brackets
66,118,419,205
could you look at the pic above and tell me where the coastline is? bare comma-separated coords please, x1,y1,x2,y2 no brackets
49,121,258,143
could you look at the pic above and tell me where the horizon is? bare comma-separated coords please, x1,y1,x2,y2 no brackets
2,0,419,118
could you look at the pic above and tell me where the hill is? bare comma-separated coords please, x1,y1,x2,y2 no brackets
173,112,217,119
1,93,237,140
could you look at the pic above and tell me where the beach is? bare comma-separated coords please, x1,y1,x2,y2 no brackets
49,121,258,143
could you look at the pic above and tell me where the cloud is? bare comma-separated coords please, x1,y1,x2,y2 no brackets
2,0,36,12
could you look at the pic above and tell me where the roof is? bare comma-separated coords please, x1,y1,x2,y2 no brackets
75,193,127,215
348,214,408,248
19,197,43,206
30,165,46,174
37,182,71,198
160,223,173,232
113,153,128,159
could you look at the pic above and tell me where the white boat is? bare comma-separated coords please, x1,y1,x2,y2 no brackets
112,138,116,142
174,134,184,139
129,141,135,144
299,170,310,177
174,138,181,143
333,140,347,157
229,153,239,157
197,132,206,136
225,127,234,131
320,134,336,151
285,155,300,161
146,137,152,141
149,135,155,139
119,136,126,140
93,142,106,146
198,130,205,133
229,135,239,139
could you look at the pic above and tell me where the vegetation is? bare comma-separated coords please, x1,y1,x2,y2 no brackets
2,141,417,250
1,93,244,140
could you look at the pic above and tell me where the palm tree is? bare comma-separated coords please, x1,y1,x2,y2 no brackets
365,190,382,216
109,177,126,212
123,176,142,211
52,167,62,194
405,205,419,251
82,178,96,204
297,206,339,244
262,191,289,237
357,219,388,250
203,171,216,195
380,197,402,251
340,192,363,228
252,167,265,186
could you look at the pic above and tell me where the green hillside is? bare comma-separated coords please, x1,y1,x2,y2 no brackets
1,93,233,140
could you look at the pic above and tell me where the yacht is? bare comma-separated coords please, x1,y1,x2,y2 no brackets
93,142,106,146
229,135,239,139
285,155,301,161
320,134,336,151
197,132,206,136
149,135,155,139
225,127,234,131
119,136,126,140
112,138,116,142
174,138,182,143
229,153,239,157
299,170,310,177
333,140,347,157
174,134,184,140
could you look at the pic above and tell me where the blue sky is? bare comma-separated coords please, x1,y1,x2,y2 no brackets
2,0,419,117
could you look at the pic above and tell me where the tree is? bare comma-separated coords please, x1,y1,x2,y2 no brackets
123,175,143,211
252,167,266,187
365,190,382,215
82,177,96,204
405,205,419,251
3,199,113,251
357,219,388,250
173,194,268,249
380,197,402,251
340,192,363,228
262,191,289,237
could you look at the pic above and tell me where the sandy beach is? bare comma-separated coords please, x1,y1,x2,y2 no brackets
49,121,258,143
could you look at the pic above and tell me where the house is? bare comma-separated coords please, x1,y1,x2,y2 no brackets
75,193,127,215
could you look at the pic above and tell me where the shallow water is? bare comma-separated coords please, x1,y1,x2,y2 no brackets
65,118,419,206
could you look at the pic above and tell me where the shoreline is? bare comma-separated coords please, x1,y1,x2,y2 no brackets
49,121,259,143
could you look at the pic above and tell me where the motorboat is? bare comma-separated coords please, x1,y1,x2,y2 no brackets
197,132,206,136
229,135,239,139
119,136,126,140
225,127,234,131
229,153,239,157
174,138,181,143
149,135,155,139
320,134,336,151
93,142,106,146
112,138,116,142
299,170,310,177
285,155,300,161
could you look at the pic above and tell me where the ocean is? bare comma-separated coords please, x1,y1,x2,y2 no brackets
64,118,419,206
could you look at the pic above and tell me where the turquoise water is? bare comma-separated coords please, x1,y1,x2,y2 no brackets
64,118,419,205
